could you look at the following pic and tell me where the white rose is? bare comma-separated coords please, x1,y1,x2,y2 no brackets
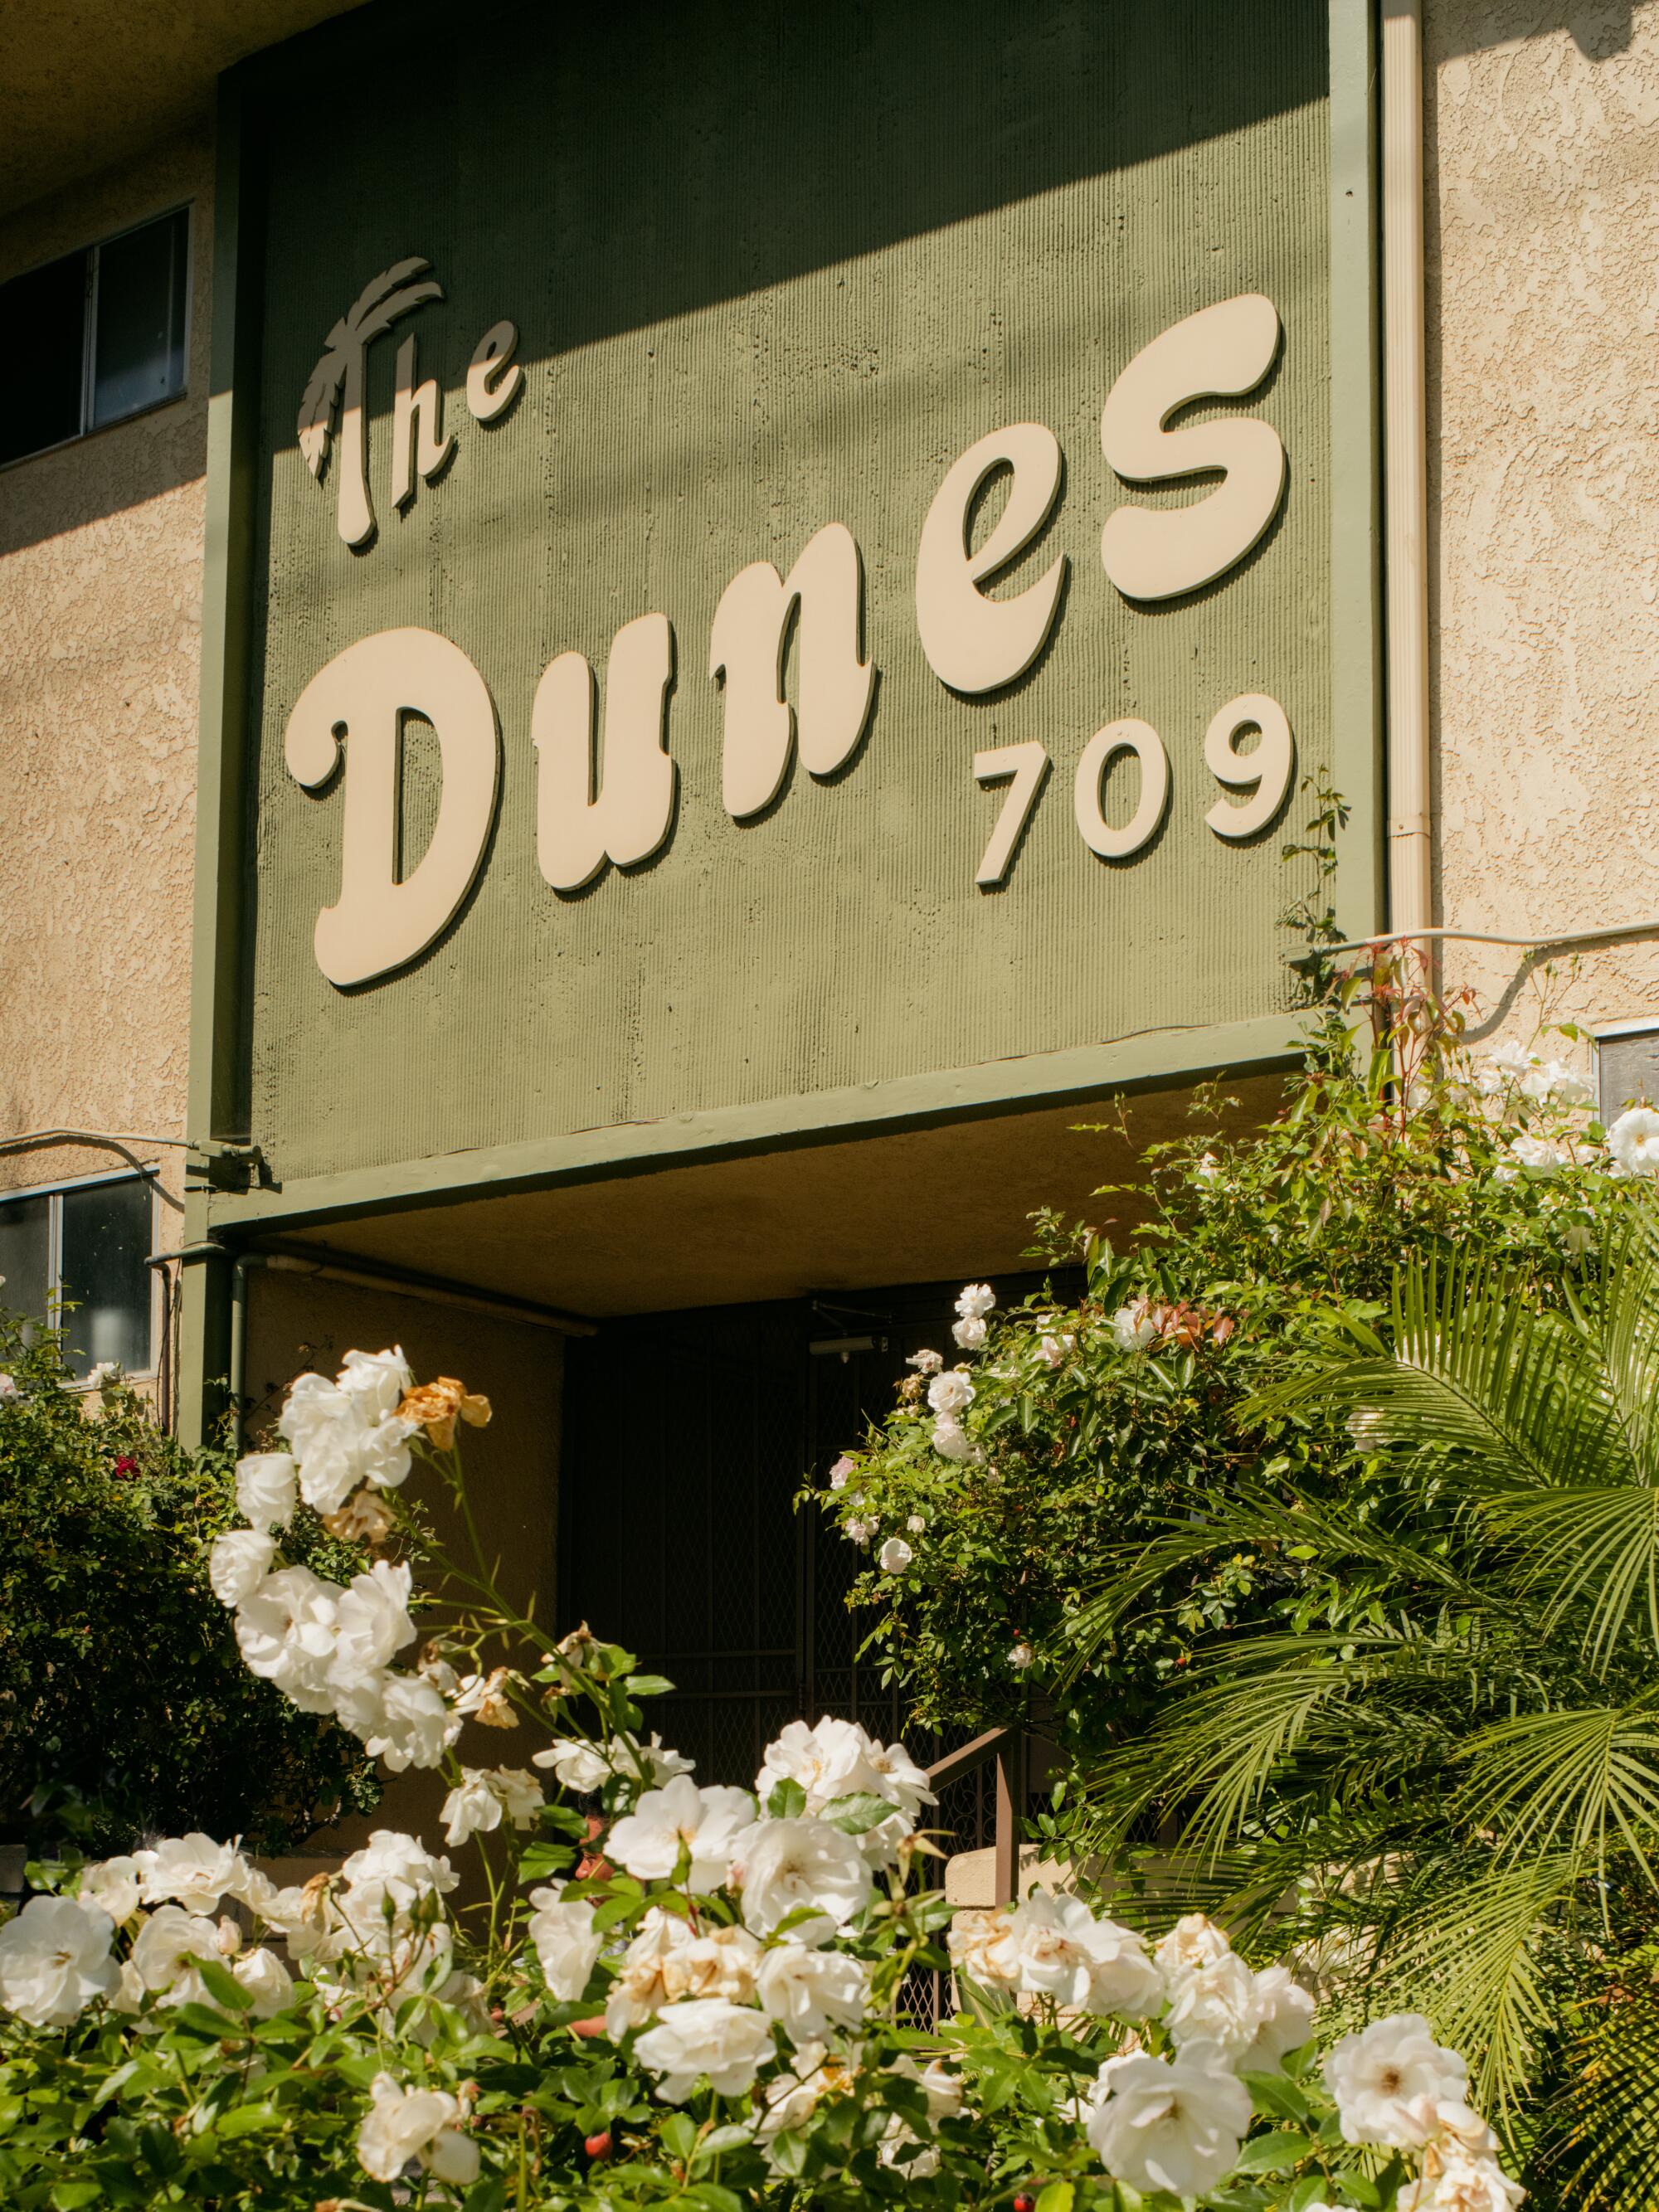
233,1451,298,1531
441,1770,501,1847
279,1372,366,1513
358,1413,419,1491
1009,1641,1034,1670
0,1895,118,2026
755,1719,933,1863
948,1906,1019,1989
606,1776,755,1889
329,1560,416,1687
956,1282,995,1320
1163,1947,1264,2057
528,1893,601,2001
339,1830,457,1913
927,1369,975,1415
828,1456,856,1489
1520,1057,1593,1106
362,1670,462,1770
134,1833,245,1915
532,1737,612,1792
1399,2151,1525,2212
732,1816,873,1941
844,1516,876,1544
1608,1105,1659,1177
756,1940,868,2038
951,1315,988,1349
605,1908,694,2033
78,1855,143,1925
235,1566,340,1714
907,1349,944,1374
1240,1963,1316,2066
879,2054,966,2175
1038,1333,1072,1368
357,2072,479,2187
1112,1304,1158,1352
336,1346,413,1423
1507,1132,1568,1174
209,1528,275,1607
759,2040,849,2142
1323,2013,1470,2148
1155,1911,1234,1981
488,1767,543,1826
633,1997,776,2103
907,1514,926,1532
1087,2041,1253,2199
988,1892,1162,2016
932,1417,973,1461
132,1903,220,2000
878,1536,913,1573
635,1733,697,1784
0,1373,16,1401
233,1944,294,2019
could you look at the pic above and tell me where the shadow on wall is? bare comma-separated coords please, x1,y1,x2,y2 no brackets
1430,0,1634,61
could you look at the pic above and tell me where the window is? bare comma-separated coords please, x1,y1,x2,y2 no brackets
0,1174,156,1379
0,207,190,469
1597,1020,1659,1122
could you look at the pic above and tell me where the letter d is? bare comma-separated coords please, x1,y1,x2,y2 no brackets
285,628,500,987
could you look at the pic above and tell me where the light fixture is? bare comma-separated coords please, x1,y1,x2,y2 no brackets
809,1334,883,1364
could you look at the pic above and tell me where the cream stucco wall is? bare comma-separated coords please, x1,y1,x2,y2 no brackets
0,130,212,1263
1427,0,1659,1062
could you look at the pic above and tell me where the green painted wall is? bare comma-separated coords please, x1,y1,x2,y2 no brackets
235,0,1355,1189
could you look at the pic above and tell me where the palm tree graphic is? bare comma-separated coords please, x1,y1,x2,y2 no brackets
297,256,444,548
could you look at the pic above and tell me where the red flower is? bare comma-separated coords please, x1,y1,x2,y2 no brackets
112,1456,138,1477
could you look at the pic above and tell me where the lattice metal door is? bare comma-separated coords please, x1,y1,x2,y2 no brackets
559,1281,1055,1850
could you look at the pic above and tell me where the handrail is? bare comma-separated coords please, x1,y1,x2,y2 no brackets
925,1723,1026,1904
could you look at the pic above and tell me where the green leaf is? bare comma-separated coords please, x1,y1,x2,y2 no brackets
659,2112,698,2163
1239,2071,1312,2124
820,1791,896,1835
1233,2128,1313,2174
767,1777,808,1820
517,1842,577,1884
51,2184,103,2210
1036,2184,1076,2212
215,2103,286,2137
625,1673,676,1697
690,2122,755,2172
194,1955,253,2014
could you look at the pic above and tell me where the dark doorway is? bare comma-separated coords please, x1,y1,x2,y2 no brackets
558,1275,1068,1847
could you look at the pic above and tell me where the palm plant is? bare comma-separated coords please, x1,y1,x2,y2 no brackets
1065,1200,1659,2203
297,255,442,547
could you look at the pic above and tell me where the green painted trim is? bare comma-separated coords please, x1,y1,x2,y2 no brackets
206,1010,1307,1239
1327,0,1385,939
178,71,261,1448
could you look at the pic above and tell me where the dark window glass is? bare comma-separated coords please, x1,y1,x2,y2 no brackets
58,1179,152,1379
0,1195,51,1339
91,209,188,428
0,250,86,465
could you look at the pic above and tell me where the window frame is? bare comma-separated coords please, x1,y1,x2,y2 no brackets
0,201,193,474
0,1167,161,1383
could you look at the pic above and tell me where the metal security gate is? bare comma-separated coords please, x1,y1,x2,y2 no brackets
558,1281,1064,1845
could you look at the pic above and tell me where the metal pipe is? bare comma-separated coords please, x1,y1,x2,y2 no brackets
249,1248,596,1337
1382,0,1433,946
1325,918,1659,959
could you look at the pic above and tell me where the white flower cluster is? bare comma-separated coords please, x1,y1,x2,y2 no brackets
951,1908,1516,2205
1472,1036,1659,1194
0,1826,470,2038
951,1281,995,1350
209,1348,479,1772
528,1714,945,2151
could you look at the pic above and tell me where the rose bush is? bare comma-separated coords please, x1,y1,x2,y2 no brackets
0,1315,377,1858
0,1351,1517,2210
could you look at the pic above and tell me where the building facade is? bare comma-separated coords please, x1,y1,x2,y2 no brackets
2,0,1656,1821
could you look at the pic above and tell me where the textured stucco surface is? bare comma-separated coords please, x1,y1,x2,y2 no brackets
1428,1,1659,1059
0,133,212,1226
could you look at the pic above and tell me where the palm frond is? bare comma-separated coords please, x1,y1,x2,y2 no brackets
295,255,443,479
1456,1703,1659,1886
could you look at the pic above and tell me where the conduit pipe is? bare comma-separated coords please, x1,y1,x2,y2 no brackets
1382,0,1433,949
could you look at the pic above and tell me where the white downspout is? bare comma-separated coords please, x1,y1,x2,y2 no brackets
1382,0,1433,947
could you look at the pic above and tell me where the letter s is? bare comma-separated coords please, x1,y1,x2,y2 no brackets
1099,294,1285,602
